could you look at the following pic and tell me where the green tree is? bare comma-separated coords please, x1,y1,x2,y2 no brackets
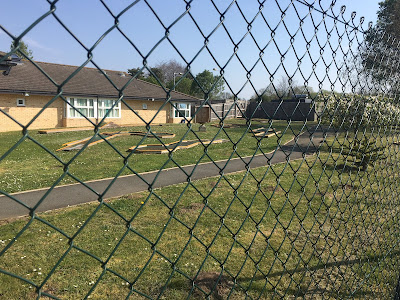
10,40,33,60
127,67,165,85
127,67,146,79
250,85,276,102
167,77,193,94
190,70,224,100
374,0,400,38
362,0,400,88
128,67,167,85
146,67,164,84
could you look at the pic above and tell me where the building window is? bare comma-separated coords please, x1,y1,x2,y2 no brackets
66,97,121,119
98,99,121,118
68,98,95,118
173,102,191,118
142,103,148,110
17,99,25,107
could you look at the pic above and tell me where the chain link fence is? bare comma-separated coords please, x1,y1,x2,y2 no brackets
1,0,400,299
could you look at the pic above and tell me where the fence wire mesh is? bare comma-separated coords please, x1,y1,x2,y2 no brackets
1,0,400,299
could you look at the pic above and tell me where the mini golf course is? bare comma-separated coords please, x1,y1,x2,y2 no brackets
56,126,275,152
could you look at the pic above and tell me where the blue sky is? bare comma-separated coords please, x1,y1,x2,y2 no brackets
0,0,381,99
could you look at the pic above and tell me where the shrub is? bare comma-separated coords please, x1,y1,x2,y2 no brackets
318,94,400,130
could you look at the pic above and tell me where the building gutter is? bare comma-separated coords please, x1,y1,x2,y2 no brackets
0,89,200,103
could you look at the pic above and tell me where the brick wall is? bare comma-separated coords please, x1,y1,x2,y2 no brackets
0,94,63,132
0,95,170,132
123,99,169,125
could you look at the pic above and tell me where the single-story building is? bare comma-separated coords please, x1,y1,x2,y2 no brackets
0,51,200,132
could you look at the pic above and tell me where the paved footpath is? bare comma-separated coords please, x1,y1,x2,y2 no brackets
0,127,327,220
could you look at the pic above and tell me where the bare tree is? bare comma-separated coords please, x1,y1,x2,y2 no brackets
155,59,186,83
275,76,291,98
251,75,313,102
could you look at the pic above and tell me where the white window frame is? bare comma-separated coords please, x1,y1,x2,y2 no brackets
98,98,121,119
142,103,148,110
16,98,25,107
65,97,121,119
66,97,96,118
171,102,191,118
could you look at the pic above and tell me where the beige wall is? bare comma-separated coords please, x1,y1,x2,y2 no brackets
0,94,172,132
0,94,63,132
121,99,170,125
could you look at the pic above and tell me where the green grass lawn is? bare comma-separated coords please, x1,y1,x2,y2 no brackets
0,119,306,193
0,140,399,299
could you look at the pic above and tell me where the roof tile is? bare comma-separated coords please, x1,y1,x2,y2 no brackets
0,55,200,102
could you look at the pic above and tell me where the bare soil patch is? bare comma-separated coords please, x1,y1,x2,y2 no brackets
179,203,203,214
194,271,233,300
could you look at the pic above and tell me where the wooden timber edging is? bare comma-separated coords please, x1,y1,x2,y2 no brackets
37,122,142,134
102,131,176,139
56,131,176,151
253,130,281,138
128,139,227,154
210,123,248,128
250,127,281,138
39,127,98,134
56,134,121,151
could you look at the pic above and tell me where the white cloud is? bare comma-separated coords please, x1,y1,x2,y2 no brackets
24,37,54,52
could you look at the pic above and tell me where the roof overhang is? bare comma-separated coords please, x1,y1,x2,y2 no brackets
0,89,202,103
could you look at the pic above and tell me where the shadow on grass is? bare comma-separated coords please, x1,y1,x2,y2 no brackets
240,250,400,298
161,250,400,299
323,162,364,174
